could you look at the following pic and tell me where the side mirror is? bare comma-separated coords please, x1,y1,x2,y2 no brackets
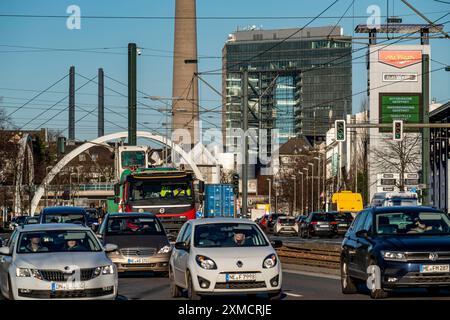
104,243,118,253
174,241,190,251
355,230,369,239
0,246,11,256
271,240,283,249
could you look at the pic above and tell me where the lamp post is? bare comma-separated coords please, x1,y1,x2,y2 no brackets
308,163,314,212
267,178,272,214
44,166,52,207
292,175,297,216
303,168,309,213
299,172,304,215
314,156,320,211
69,172,77,206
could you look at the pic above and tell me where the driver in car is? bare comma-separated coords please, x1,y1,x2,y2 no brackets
232,232,247,246
407,217,433,234
24,234,49,252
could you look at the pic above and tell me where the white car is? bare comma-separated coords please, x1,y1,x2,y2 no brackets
273,216,299,236
169,218,283,300
0,223,118,300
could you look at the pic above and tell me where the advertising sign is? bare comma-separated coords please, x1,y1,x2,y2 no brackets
382,73,418,82
379,50,422,69
379,93,422,132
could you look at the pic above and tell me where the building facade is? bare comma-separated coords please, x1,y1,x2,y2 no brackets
222,26,353,175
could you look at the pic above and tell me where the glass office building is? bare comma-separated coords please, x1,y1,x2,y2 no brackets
222,26,352,157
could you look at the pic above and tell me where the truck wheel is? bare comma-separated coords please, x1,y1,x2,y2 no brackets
341,259,358,294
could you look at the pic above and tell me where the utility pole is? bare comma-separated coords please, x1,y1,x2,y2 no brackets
98,68,104,137
68,66,75,141
128,43,137,146
422,54,430,205
292,176,297,216
267,178,272,214
299,172,304,215
241,68,249,218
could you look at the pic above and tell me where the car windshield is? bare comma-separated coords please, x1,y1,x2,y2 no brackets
15,216,27,224
194,223,268,248
17,230,102,253
312,213,335,222
129,180,193,201
375,211,450,235
44,213,85,224
106,217,165,235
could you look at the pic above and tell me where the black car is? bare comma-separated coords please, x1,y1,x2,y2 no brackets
330,211,354,235
341,206,450,299
24,216,39,225
39,206,88,226
299,212,338,238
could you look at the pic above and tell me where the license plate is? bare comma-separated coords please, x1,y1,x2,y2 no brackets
339,223,348,227
127,258,151,264
225,273,256,282
51,282,85,291
319,225,330,228
420,264,450,273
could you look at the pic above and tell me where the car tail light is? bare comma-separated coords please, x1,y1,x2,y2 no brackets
330,221,338,225
310,221,317,225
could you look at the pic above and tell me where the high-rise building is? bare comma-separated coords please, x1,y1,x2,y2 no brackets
222,26,352,156
172,0,199,145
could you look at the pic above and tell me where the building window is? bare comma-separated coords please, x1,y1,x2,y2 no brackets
79,154,86,162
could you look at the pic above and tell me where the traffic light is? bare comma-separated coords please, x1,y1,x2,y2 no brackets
335,120,346,142
232,173,239,195
393,120,403,141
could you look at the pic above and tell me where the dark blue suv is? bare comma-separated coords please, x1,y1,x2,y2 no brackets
39,206,88,226
340,206,450,299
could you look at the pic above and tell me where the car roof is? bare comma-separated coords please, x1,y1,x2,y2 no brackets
371,206,442,214
107,212,156,218
17,223,91,232
41,206,86,214
189,218,256,226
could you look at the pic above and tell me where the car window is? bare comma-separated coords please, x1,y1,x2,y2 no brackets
193,223,268,248
106,217,164,235
375,211,450,235
363,212,373,232
17,230,102,253
43,213,85,224
311,213,335,222
176,223,188,242
8,230,19,252
349,211,367,233
181,224,192,245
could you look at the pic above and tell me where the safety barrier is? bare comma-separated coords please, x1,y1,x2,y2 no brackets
276,242,341,270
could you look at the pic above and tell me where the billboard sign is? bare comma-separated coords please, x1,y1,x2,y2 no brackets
379,50,422,69
382,73,418,82
379,93,422,131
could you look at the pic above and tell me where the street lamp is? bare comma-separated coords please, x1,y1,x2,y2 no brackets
69,172,77,206
266,178,272,214
314,156,321,211
299,172,304,215
303,168,309,213
44,166,52,207
308,163,314,212
292,175,297,216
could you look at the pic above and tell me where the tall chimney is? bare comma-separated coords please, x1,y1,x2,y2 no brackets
68,66,75,141
172,0,199,145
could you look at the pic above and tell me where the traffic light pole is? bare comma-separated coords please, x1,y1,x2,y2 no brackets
422,54,430,205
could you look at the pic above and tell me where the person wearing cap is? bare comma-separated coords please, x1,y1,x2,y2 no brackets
25,234,48,252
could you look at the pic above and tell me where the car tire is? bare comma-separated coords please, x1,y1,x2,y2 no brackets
169,269,182,298
367,260,388,299
7,275,14,301
340,259,358,294
268,290,282,300
187,271,201,300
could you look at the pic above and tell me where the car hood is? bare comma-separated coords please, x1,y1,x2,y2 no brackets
103,234,169,250
193,246,276,271
15,252,111,270
378,235,450,251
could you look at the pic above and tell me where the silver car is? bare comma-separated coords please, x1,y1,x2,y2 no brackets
169,218,283,300
0,223,118,300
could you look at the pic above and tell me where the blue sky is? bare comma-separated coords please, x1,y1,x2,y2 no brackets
0,0,449,141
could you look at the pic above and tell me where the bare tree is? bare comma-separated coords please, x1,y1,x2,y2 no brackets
372,133,421,191
0,106,13,130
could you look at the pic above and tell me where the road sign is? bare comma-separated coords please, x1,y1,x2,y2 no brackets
393,120,404,141
335,120,346,142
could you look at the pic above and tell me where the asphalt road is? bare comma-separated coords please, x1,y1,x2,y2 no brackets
269,234,344,245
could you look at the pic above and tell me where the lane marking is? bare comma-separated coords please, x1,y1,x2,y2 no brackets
284,269,340,280
284,292,303,298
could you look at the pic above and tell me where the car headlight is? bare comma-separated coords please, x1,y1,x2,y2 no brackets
382,251,407,261
195,255,217,270
16,268,42,279
263,254,277,268
94,265,115,276
158,245,171,254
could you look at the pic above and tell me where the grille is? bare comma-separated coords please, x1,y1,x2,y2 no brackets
120,262,167,269
18,288,113,299
399,273,450,284
215,281,266,289
405,252,450,261
120,248,156,257
39,268,99,282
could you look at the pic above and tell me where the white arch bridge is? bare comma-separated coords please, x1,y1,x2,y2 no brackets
30,131,219,215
